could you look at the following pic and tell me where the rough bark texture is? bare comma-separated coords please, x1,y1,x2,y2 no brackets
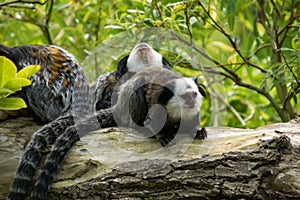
0,117,300,200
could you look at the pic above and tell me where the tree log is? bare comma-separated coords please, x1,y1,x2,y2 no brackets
0,117,300,199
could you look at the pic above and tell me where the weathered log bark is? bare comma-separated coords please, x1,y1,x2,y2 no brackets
0,117,300,200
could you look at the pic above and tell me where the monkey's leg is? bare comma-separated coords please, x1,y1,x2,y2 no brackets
8,116,74,200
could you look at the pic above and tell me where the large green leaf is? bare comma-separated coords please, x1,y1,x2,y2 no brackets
0,97,27,110
16,65,41,78
3,78,32,92
0,56,17,87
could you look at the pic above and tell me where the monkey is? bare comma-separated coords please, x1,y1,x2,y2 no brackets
19,66,207,200
107,66,207,146
93,42,172,110
1,44,88,200
5,43,173,199
0,44,88,122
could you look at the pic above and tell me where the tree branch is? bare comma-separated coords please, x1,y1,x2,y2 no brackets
40,0,53,44
196,1,269,74
152,0,163,20
270,0,281,17
171,31,285,121
0,0,47,7
184,2,193,45
1,0,53,44
284,86,300,110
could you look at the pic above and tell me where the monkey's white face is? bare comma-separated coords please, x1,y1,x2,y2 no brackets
166,78,202,121
127,43,163,72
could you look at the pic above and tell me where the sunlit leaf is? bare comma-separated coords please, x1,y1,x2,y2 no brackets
174,4,185,11
3,78,32,92
0,56,16,87
16,65,40,78
0,88,14,98
0,97,27,110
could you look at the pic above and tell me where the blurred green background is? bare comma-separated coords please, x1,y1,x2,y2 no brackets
1,0,299,128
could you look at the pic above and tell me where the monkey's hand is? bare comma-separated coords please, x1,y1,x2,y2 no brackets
195,127,207,140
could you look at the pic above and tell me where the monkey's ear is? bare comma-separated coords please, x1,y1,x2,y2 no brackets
117,55,129,75
158,82,175,105
193,77,207,98
162,57,172,70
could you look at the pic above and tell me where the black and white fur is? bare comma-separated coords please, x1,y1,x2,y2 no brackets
21,67,206,199
108,67,206,146
5,42,207,200
6,43,173,200
11,67,206,200
93,43,171,110
67,67,206,148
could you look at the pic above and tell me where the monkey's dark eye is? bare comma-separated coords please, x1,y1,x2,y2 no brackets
192,92,198,97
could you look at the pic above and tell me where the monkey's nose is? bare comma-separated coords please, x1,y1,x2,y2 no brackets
136,43,151,50
181,92,197,107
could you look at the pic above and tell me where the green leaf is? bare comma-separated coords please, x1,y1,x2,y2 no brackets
293,94,297,105
16,65,40,78
0,97,27,110
0,88,14,98
3,78,32,92
0,56,17,87
227,0,236,30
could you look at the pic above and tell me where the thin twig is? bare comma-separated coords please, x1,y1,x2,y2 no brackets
281,52,300,86
41,0,53,44
184,2,193,45
197,0,269,74
214,90,246,126
171,31,240,81
244,101,255,123
270,0,281,17
45,0,53,25
0,0,47,7
277,0,300,48
171,31,285,121
283,86,300,110
1,0,53,44
153,0,163,20
278,14,300,48
252,43,272,56
281,50,300,110
0,5,36,9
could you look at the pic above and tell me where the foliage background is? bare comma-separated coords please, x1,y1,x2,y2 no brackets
0,0,299,128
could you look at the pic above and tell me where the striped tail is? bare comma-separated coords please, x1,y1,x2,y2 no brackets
7,116,74,200
29,108,117,200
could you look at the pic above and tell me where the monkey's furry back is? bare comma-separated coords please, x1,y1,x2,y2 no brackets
0,44,89,122
1,44,90,200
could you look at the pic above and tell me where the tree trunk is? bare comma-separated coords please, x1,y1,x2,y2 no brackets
0,117,300,200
